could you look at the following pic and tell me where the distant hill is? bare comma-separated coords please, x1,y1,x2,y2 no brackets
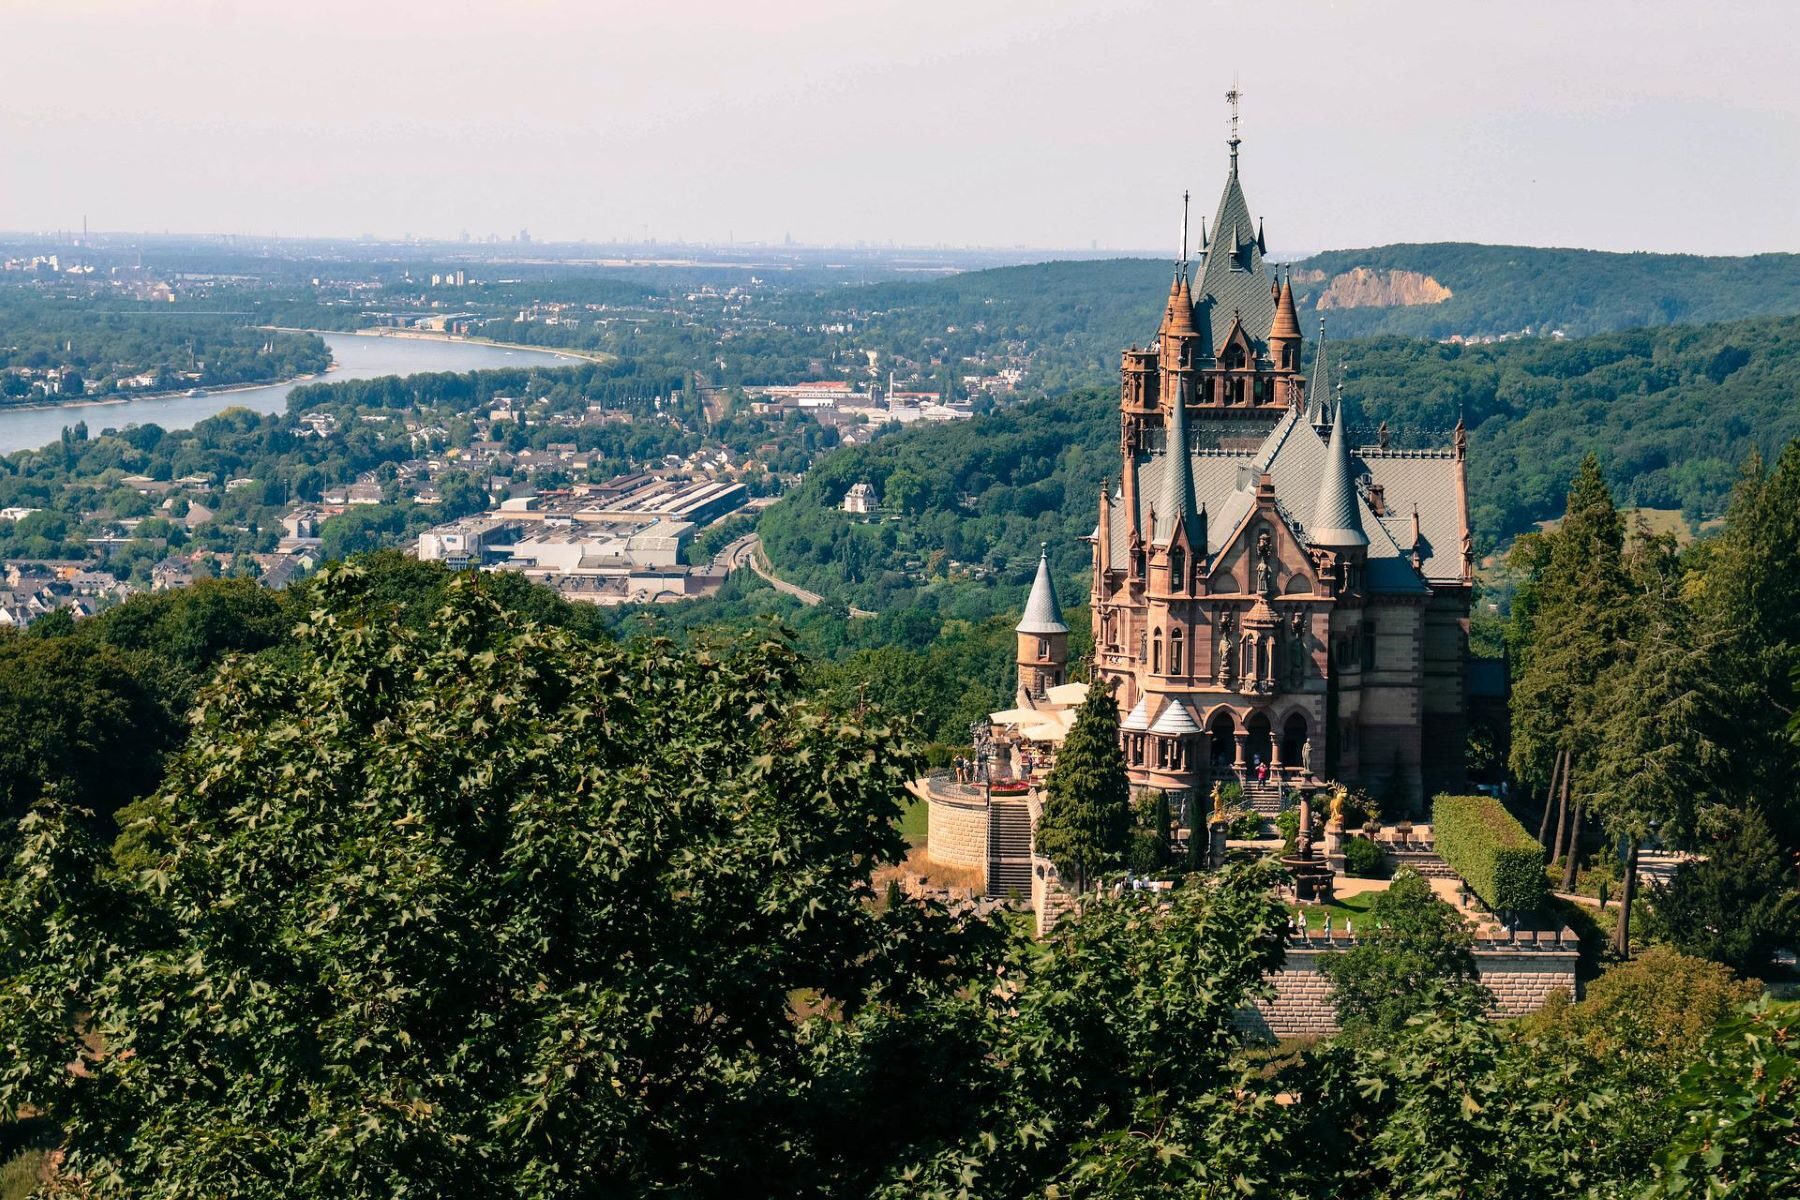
758,309,1800,615
1288,243,1800,341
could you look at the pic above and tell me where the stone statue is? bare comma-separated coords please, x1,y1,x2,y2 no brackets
1301,738,1314,776
1218,625,1237,678
1255,531,1273,595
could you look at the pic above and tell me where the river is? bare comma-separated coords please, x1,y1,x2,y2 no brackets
0,333,585,455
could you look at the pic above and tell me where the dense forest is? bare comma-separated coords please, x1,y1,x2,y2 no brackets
1290,242,1800,340
758,309,1800,615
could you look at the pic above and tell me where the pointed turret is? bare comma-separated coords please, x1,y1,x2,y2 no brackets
1160,274,1196,337
1016,544,1069,701
1306,315,1331,429
1268,272,1302,374
1017,546,1069,634
1154,392,1199,546
1309,393,1367,549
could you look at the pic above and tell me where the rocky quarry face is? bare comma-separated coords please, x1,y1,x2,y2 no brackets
1314,267,1453,309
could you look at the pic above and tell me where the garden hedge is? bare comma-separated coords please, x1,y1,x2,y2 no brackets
1431,794,1547,914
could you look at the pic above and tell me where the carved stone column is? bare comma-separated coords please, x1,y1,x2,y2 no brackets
1232,731,1248,772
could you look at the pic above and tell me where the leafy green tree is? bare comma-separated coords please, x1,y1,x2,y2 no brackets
1320,867,1484,1039
1646,1002,1800,1198
1,565,994,1198
1033,682,1131,891
887,862,1295,1198
1649,810,1800,977
0,634,173,831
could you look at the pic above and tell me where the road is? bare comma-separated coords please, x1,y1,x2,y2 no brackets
717,533,876,618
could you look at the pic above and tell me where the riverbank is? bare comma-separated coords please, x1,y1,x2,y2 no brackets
263,326,612,366
0,333,587,456
0,373,326,418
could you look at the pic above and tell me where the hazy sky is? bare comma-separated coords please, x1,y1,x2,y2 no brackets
3,0,1796,255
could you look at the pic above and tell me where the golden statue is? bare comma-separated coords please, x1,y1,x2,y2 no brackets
1210,781,1226,821
1327,786,1349,828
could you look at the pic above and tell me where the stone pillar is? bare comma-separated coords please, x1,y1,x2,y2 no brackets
1210,821,1229,868
1233,731,1248,771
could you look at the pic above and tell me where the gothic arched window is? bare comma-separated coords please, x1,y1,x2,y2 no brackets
1170,627,1185,675
1169,545,1185,591
1152,631,1163,675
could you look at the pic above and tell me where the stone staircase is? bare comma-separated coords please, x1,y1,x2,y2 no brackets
987,797,1035,900
1240,780,1286,816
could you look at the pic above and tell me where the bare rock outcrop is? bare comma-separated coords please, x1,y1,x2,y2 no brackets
1315,267,1452,310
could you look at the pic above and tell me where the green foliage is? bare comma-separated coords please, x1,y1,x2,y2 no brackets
891,862,1297,1197
1275,807,1301,853
1508,454,1630,796
1646,1002,1800,1198
1649,809,1800,977
1342,834,1385,878
1320,869,1483,1039
1690,441,1800,852
1126,788,1172,876
1225,809,1267,840
1431,794,1548,914
1033,684,1131,891
1,564,1002,1197
0,633,174,830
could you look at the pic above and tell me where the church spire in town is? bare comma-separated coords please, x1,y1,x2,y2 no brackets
1309,389,1368,549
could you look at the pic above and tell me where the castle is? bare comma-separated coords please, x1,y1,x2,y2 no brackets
1018,122,1473,818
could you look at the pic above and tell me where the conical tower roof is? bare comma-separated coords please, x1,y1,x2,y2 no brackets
1159,274,1196,337
1306,315,1330,427
1270,274,1301,342
1309,393,1367,549
1017,546,1069,634
1154,394,1200,546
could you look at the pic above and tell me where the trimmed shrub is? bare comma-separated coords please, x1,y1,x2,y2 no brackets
1276,808,1301,853
1226,810,1266,840
1432,793,1547,914
1343,835,1386,878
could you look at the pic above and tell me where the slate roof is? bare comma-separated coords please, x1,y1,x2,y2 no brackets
1104,407,1446,597
1149,697,1200,736
1017,548,1069,634
1309,400,1368,549
1193,156,1276,359
1121,695,1151,732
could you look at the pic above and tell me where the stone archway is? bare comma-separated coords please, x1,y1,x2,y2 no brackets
1245,712,1273,774
1207,710,1236,771
1281,713,1308,771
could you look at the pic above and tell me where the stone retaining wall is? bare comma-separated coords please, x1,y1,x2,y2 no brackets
925,786,990,879
1237,939,1579,1041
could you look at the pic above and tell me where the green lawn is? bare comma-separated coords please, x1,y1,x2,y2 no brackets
1286,888,1381,933
897,796,929,848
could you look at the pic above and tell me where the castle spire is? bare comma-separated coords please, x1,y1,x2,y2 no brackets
1309,390,1368,549
1154,391,1199,546
1177,189,1190,280
1307,315,1330,429
1018,544,1069,634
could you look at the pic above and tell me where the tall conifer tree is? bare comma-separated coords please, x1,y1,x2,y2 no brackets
1035,683,1132,892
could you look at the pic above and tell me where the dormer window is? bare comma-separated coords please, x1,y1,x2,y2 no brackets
1169,545,1185,591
